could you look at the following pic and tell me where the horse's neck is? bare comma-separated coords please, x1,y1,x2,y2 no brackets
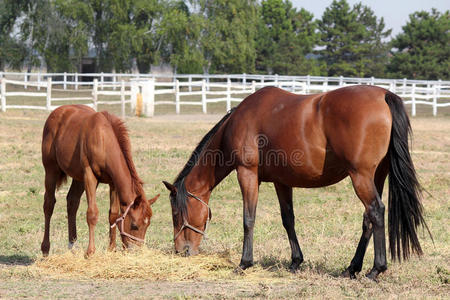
184,135,233,199
108,155,137,205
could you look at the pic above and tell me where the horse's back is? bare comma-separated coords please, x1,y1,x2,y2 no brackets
224,85,392,187
42,105,112,182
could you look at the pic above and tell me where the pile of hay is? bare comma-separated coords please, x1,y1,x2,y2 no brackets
31,248,237,281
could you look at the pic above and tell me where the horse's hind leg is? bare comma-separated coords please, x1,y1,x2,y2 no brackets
348,170,388,281
343,159,388,279
274,182,303,271
67,179,84,250
41,168,61,256
108,184,120,251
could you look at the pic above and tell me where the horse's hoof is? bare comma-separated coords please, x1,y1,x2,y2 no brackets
288,259,303,273
341,268,356,279
365,270,379,281
237,260,253,271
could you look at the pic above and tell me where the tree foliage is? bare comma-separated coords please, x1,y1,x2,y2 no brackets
318,0,391,77
0,0,448,80
387,9,449,80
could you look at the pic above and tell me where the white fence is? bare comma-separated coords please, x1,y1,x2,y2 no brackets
1,72,449,117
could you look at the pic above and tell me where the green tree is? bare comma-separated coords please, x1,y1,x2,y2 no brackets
256,0,323,75
387,9,449,80
191,0,259,74
0,0,30,70
318,0,391,77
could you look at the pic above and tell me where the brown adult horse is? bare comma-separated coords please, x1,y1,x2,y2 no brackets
163,85,431,280
41,105,159,256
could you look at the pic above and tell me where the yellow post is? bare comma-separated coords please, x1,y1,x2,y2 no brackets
136,92,143,117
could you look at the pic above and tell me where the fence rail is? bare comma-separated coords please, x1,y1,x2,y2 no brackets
0,72,449,117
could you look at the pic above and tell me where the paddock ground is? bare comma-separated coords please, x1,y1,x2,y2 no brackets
0,109,448,299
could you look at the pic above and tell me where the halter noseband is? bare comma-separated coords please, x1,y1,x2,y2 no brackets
173,192,211,241
111,200,145,243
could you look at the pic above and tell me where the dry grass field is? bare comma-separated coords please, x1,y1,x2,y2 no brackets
0,106,448,299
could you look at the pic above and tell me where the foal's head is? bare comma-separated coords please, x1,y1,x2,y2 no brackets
120,194,159,247
163,180,210,256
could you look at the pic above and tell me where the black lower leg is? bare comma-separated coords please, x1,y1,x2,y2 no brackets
342,213,373,278
366,200,387,280
239,212,255,269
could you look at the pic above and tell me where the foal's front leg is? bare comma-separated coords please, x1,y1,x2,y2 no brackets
84,168,99,257
237,166,259,270
108,185,120,251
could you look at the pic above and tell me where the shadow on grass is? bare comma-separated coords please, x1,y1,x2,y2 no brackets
0,254,34,266
257,255,343,277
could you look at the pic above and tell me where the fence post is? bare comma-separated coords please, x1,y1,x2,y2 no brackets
100,72,104,90
202,79,207,114
275,74,279,88
226,77,231,111
411,83,416,117
24,72,28,89
46,78,52,111
251,80,256,93
291,80,296,92
1,78,6,112
322,80,328,92
120,80,125,119
432,84,437,116
175,79,180,114
113,72,117,90
402,78,407,97
306,75,311,93
75,72,78,90
142,79,155,117
63,72,67,90
339,75,343,87
260,75,264,87
243,73,246,88
37,72,41,91
93,79,98,111
189,75,192,92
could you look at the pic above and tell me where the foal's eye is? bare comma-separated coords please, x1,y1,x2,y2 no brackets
131,223,139,231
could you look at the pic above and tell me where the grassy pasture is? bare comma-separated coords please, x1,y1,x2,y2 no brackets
0,107,448,298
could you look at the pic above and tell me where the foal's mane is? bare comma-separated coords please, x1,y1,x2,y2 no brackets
101,111,145,199
172,108,236,218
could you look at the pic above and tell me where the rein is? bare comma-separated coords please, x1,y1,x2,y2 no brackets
173,192,211,241
111,200,145,243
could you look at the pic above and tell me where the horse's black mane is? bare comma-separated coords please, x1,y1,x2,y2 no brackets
172,108,236,219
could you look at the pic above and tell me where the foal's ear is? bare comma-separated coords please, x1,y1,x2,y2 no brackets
162,181,177,194
149,194,160,205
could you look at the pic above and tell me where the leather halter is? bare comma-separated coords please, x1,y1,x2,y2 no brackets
173,192,211,241
111,200,145,243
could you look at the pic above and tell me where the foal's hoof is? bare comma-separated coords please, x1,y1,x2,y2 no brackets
341,268,357,279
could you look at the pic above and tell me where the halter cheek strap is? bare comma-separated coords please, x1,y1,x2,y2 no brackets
111,200,145,243
173,192,211,241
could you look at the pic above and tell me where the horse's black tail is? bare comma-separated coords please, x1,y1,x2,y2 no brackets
385,92,431,261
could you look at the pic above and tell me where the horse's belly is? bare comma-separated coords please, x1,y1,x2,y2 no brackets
259,146,349,188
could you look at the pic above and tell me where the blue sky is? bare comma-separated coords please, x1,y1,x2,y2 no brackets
291,0,450,37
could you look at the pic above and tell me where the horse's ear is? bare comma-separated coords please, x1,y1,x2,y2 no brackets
149,194,160,205
162,181,177,194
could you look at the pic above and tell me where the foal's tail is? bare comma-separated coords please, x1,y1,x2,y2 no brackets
385,92,431,261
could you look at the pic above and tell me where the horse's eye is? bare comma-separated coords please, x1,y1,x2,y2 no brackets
131,223,139,231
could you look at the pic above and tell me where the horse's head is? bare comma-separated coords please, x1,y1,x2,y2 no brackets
119,194,159,247
163,180,211,256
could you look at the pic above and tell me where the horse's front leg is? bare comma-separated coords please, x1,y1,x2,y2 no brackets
108,184,120,251
84,168,99,257
236,165,259,270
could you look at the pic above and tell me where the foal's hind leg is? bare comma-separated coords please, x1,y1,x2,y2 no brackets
108,184,120,251
342,160,388,279
84,168,99,257
67,179,84,250
349,171,387,281
274,182,303,271
41,169,60,256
